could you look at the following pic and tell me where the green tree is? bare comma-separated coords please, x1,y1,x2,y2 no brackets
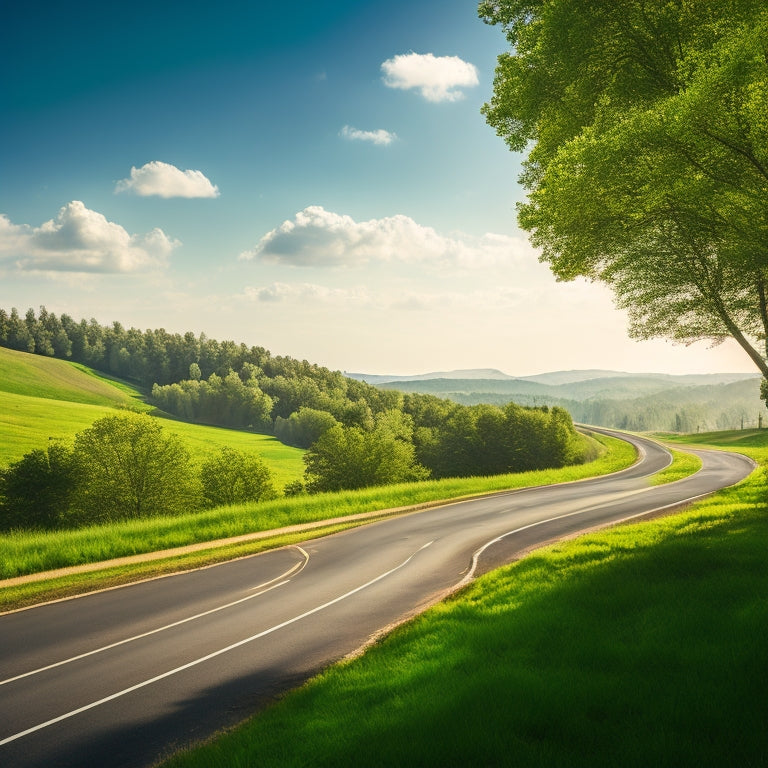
72,411,200,523
0,442,79,530
481,1,768,384
199,447,277,507
304,416,429,493
274,407,340,448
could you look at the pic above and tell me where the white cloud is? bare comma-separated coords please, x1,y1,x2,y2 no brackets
240,206,524,268
0,201,179,273
381,52,478,102
115,161,220,198
340,125,397,146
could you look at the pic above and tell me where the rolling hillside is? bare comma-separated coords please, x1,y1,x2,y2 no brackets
0,347,305,487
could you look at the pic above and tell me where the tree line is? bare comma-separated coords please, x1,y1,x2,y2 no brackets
0,306,591,515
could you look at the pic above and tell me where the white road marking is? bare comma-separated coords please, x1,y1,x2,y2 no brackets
0,547,310,688
0,540,433,746
462,467,753,588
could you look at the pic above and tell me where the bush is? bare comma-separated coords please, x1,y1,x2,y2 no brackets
0,442,79,530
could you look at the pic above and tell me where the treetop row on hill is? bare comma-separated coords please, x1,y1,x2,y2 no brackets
0,306,592,500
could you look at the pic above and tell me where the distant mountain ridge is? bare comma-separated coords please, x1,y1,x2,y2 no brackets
346,368,515,384
345,368,763,432
347,368,758,388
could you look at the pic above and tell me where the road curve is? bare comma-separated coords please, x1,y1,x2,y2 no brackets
0,430,755,768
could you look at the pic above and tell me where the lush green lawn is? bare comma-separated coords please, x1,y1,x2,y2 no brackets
159,430,767,768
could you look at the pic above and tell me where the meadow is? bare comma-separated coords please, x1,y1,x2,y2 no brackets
158,429,767,768
0,346,305,486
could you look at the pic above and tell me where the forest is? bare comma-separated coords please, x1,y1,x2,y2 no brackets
0,306,592,527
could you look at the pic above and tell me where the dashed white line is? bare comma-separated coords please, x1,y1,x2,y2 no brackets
0,540,432,746
0,547,309,688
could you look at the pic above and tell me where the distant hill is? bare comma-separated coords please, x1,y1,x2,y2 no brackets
349,368,757,390
346,368,515,385
349,367,763,432
518,370,756,387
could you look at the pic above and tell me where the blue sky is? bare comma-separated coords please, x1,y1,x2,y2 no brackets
0,0,752,375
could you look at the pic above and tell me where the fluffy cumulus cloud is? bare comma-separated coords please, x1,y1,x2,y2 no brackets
0,201,179,273
240,206,524,268
115,161,220,198
340,125,397,146
381,52,478,102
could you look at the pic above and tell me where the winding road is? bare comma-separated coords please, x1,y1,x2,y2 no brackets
0,430,755,768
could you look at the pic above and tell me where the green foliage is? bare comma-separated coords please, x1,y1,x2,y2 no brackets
200,447,277,507
304,411,429,493
283,479,306,497
151,369,273,429
71,412,201,523
274,407,340,448
0,442,79,531
408,397,584,478
482,0,768,379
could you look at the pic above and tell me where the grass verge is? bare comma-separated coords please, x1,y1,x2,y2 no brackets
159,431,767,768
0,521,373,613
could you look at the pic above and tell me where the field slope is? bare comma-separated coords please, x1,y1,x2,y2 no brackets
0,347,305,485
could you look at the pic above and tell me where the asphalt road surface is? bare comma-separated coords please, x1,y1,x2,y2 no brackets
0,430,755,768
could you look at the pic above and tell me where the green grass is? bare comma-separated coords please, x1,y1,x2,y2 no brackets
0,390,126,465
0,348,305,485
0,346,143,406
648,446,703,485
158,430,767,768
655,427,768,453
150,417,306,488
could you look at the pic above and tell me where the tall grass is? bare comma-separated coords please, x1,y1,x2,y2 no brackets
160,432,767,768
0,433,636,581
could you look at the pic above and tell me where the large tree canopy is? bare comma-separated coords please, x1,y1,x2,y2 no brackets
481,0,768,383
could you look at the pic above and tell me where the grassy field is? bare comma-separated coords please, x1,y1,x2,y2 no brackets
0,347,305,485
0,346,144,406
648,446,702,485
158,430,767,768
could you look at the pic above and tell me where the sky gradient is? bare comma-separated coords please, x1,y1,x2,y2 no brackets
0,0,754,376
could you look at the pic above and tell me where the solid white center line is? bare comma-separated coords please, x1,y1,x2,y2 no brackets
0,540,433,746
